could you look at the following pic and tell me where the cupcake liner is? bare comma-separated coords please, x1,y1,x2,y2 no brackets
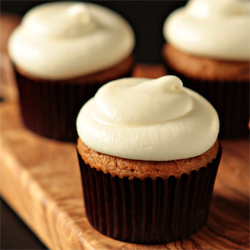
15,69,131,142
166,67,249,138
77,147,222,244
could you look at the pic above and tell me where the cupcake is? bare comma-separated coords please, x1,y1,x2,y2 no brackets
76,75,222,243
8,2,135,142
162,0,250,138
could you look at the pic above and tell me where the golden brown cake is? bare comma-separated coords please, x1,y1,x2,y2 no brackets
15,55,134,84
78,138,219,180
163,44,250,82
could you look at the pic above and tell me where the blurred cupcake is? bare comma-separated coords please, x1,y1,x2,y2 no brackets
76,75,222,243
162,0,250,138
8,2,135,142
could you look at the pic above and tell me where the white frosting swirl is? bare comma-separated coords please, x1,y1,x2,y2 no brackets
76,76,219,161
163,0,250,61
8,2,135,79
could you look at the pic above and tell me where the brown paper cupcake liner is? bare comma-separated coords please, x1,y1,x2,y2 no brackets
77,147,222,244
15,70,104,142
166,67,249,138
15,69,130,142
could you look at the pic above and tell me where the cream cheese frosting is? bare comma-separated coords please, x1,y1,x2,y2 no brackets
8,2,135,79
163,0,250,61
76,76,219,161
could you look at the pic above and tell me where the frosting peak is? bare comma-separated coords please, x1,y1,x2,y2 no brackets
93,76,193,125
8,2,135,79
163,0,250,61
23,3,98,39
187,0,248,18
77,76,219,161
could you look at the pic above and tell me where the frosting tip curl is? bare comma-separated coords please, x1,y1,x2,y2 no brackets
152,75,183,92
68,3,90,22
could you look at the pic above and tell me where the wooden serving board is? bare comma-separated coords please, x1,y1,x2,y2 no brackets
1,13,249,250
1,67,250,250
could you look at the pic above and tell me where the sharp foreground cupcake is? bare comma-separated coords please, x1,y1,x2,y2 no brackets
76,75,222,243
8,1,135,142
162,0,250,138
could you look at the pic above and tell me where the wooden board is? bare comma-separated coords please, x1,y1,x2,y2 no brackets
1,13,249,250
1,67,250,250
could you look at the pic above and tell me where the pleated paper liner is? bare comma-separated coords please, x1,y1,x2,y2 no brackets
14,67,132,142
166,67,249,139
77,147,222,244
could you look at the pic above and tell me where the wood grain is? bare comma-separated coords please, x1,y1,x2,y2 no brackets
1,97,249,250
0,13,249,250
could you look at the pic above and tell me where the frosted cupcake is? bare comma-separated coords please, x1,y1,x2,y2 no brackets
8,2,135,142
76,75,222,243
162,0,249,138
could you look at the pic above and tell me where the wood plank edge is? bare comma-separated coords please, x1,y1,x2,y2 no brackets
0,140,95,250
